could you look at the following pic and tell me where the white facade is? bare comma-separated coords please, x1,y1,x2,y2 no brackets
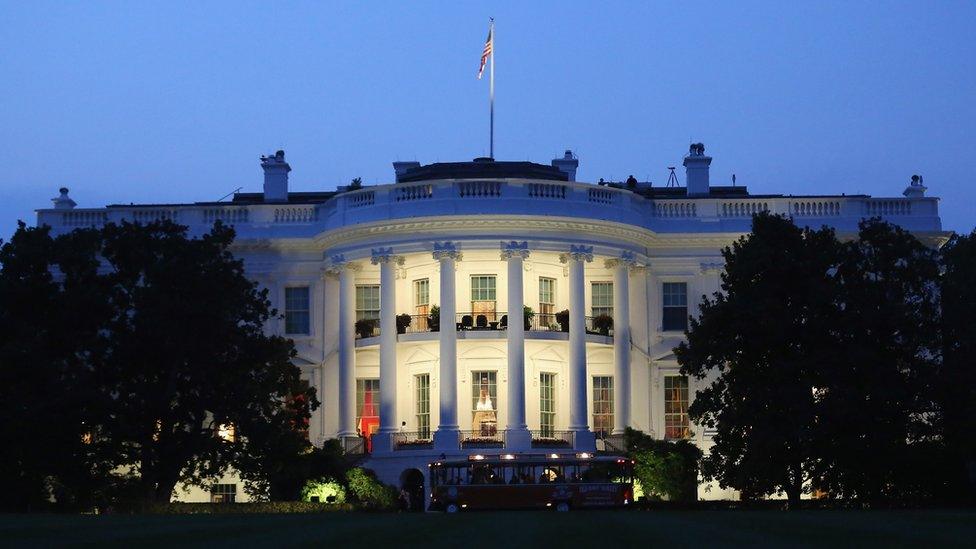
36,146,944,502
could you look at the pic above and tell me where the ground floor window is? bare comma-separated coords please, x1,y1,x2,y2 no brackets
210,483,237,503
540,372,556,437
415,374,430,439
471,371,497,435
593,376,614,437
356,378,380,438
664,375,690,440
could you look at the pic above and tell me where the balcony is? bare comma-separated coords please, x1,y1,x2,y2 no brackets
356,312,614,343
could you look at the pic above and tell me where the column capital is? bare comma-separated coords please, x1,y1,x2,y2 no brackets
323,254,362,278
700,261,724,274
432,241,462,261
559,244,594,264
500,240,530,260
605,251,642,272
370,247,404,266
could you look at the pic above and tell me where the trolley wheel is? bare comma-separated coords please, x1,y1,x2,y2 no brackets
555,501,571,512
445,503,460,513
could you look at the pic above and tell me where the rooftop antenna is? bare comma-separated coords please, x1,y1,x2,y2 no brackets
218,187,243,202
666,167,678,188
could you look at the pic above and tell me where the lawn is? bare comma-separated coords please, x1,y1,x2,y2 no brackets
1,509,974,548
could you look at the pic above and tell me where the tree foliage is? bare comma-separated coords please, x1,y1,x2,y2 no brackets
0,220,317,509
676,212,840,505
624,428,701,502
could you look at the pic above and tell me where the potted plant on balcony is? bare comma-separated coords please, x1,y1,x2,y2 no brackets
523,305,535,330
555,309,569,332
428,305,440,332
593,314,613,336
355,318,377,339
396,313,412,334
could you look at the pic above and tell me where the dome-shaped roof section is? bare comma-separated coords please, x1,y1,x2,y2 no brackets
396,158,569,183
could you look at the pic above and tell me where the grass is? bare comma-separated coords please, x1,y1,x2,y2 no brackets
1,509,975,548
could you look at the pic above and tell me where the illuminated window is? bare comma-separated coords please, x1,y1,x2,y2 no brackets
285,286,310,335
470,275,497,320
662,282,688,332
664,375,690,440
414,279,429,330
356,285,380,321
216,423,236,443
540,372,556,437
471,371,497,435
415,374,430,439
356,378,380,437
592,376,614,438
591,282,613,318
210,483,237,504
539,277,556,324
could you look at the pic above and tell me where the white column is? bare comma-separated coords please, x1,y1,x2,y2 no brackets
371,248,403,453
608,252,637,435
501,241,531,450
561,245,594,451
433,242,461,451
329,255,360,439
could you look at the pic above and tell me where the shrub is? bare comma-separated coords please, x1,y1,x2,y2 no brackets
147,501,354,514
555,310,569,332
523,305,535,330
625,428,701,502
355,319,376,339
344,468,397,510
395,313,412,334
428,305,440,332
300,477,347,504
592,314,613,336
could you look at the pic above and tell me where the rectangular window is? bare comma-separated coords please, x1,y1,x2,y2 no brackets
284,286,310,335
662,282,688,332
415,374,430,439
210,483,237,504
591,281,614,318
356,378,380,438
471,371,497,435
413,279,429,331
539,277,556,326
470,275,497,321
356,284,381,321
592,376,614,438
664,375,690,440
540,372,556,438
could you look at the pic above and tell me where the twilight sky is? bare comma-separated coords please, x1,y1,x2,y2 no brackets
1,1,974,239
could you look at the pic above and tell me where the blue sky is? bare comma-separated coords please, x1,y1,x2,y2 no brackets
1,1,974,237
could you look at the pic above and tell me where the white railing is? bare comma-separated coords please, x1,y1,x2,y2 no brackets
864,199,912,216
793,200,842,217
653,201,697,218
274,206,317,224
36,178,941,236
395,184,433,202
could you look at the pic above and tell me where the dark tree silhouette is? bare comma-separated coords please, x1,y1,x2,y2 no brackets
676,213,842,506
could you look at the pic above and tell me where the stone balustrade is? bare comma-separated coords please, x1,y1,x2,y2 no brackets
36,178,942,236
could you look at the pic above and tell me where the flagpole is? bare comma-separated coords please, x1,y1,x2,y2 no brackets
489,18,495,159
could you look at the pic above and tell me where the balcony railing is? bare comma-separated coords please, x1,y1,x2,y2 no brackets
37,178,942,239
531,430,574,449
340,435,367,455
360,312,614,339
393,431,433,451
459,429,505,449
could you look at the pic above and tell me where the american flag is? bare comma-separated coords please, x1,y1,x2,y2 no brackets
478,24,493,79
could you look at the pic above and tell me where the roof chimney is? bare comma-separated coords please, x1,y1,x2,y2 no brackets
261,150,290,202
52,187,76,210
552,150,579,181
683,143,711,196
393,161,420,183
903,174,927,198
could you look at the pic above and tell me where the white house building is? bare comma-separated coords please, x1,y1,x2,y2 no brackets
36,144,944,502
